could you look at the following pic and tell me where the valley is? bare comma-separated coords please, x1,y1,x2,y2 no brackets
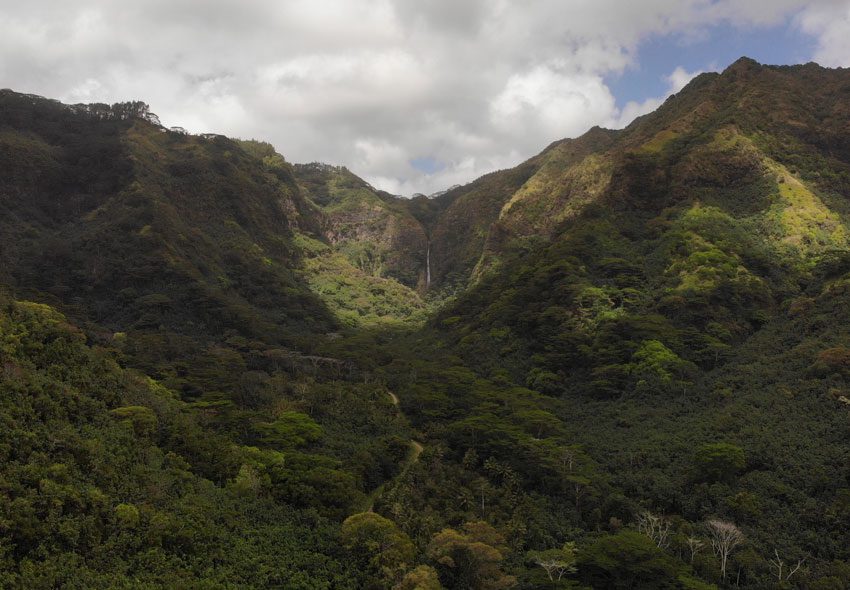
2,57,850,588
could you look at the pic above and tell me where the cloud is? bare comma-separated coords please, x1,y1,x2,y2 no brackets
490,65,617,143
608,65,707,129
666,66,702,93
0,0,840,194
797,2,850,67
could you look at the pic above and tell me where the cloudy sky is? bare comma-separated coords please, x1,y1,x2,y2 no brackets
1,1,849,195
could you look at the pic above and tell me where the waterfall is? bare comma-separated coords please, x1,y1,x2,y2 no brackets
426,241,431,287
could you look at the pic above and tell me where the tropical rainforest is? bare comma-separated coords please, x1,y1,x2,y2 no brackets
1,58,850,589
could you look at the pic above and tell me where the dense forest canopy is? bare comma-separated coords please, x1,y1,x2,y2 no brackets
2,58,850,589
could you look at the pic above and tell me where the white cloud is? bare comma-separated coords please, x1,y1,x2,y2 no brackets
610,97,665,130
65,77,105,102
0,0,841,194
607,65,706,129
490,65,617,143
666,66,702,93
797,2,850,67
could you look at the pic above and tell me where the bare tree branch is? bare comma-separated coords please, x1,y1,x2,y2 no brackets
686,537,705,564
636,511,671,550
706,519,744,580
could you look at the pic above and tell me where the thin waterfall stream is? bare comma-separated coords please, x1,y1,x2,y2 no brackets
426,240,431,287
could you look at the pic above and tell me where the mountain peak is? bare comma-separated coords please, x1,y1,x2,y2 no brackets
725,56,762,71
719,56,767,81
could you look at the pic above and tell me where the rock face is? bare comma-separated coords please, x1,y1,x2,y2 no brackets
292,163,429,289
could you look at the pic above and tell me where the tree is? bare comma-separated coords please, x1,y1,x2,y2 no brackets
395,565,443,590
769,549,805,583
556,445,595,510
630,340,695,392
109,405,158,437
516,409,562,438
578,531,683,589
528,543,577,581
232,370,271,408
636,511,671,549
427,521,516,590
694,443,745,482
810,346,850,377
686,537,705,564
341,512,416,587
114,503,140,529
706,519,743,580
255,411,322,448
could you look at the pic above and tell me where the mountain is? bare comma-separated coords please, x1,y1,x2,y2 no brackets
2,58,850,589
292,162,427,287
287,160,432,325
0,90,334,340
0,90,416,588
0,294,360,587
380,57,850,588
433,56,850,378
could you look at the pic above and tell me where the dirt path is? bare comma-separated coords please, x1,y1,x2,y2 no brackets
364,391,423,512
409,440,423,462
386,389,422,467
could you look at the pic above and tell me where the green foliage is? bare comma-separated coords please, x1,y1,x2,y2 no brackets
110,405,158,437
4,61,850,589
693,443,746,483
0,298,361,588
631,340,696,392
577,531,693,589
397,565,444,590
427,522,516,590
371,61,850,590
527,542,578,584
341,512,416,587
114,503,141,529
293,162,429,289
256,412,323,448
810,346,850,377
303,250,428,327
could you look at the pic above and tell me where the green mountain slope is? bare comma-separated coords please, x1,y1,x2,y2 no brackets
289,161,430,325
293,162,427,287
0,91,420,588
373,58,850,588
0,90,334,343
0,294,364,588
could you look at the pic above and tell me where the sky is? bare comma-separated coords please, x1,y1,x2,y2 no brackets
1,1,849,196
